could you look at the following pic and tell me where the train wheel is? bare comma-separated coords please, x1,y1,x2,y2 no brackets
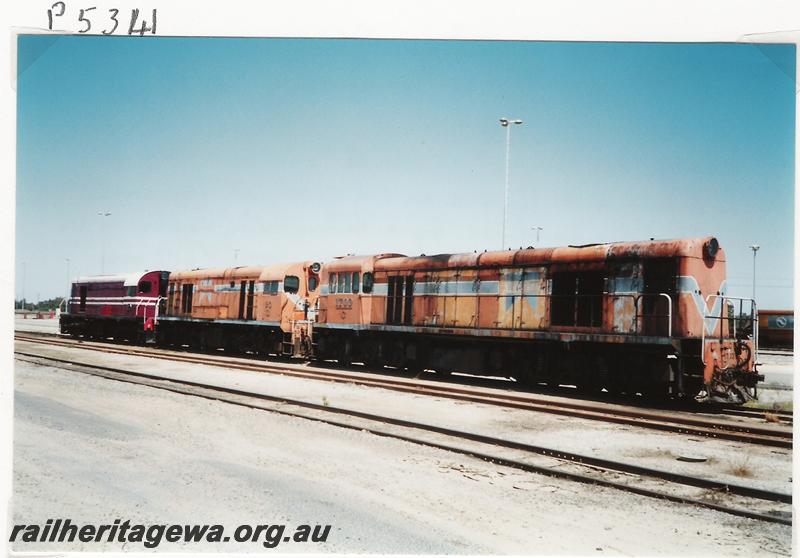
336,337,353,366
361,341,382,369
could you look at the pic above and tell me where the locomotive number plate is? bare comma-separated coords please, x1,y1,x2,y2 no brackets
335,298,353,310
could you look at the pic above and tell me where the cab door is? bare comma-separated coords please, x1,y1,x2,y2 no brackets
246,280,255,320
642,258,676,336
386,275,414,325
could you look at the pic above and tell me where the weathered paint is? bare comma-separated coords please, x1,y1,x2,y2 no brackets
166,261,319,336
65,270,167,324
317,236,759,395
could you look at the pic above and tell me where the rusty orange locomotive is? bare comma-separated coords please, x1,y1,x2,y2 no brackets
60,236,762,403
314,237,761,403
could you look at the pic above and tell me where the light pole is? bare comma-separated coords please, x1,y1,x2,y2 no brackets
531,226,543,246
66,258,71,301
500,118,523,250
750,245,760,302
98,211,111,274
21,261,26,311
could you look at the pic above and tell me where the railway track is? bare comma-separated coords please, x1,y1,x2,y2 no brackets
717,406,793,423
14,332,792,449
14,350,792,526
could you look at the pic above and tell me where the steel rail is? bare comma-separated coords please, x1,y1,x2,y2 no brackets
717,407,793,422
14,333,792,448
15,351,792,526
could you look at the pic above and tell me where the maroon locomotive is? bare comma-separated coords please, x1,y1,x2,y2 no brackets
60,271,169,342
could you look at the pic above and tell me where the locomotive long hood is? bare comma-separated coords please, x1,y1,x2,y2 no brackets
375,236,722,271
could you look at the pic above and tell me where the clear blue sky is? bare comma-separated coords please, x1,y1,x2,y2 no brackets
16,36,795,308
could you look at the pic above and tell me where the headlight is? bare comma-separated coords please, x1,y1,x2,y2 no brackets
703,238,719,260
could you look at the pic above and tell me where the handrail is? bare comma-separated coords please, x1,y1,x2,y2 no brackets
658,293,672,337
153,296,165,325
134,297,161,319
64,296,161,319
701,295,757,365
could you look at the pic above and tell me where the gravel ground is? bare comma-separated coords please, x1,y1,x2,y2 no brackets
16,340,792,495
757,353,794,390
14,316,59,335
12,359,792,555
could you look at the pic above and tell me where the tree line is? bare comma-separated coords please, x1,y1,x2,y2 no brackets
14,298,63,311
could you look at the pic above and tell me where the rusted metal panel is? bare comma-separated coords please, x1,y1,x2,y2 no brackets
518,267,548,329
605,262,642,334
498,268,549,329
449,252,481,268
325,254,402,273
476,250,519,267
371,237,721,273
476,267,499,329
453,267,479,328
606,237,718,261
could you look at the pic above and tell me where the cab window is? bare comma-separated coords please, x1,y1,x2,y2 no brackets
338,273,345,293
262,280,279,295
138,281,151,294
329,273,337,294
284,275,300,294
344,272,352,293
352,272,360,294
308,276,319,291
363,272,374,293
127,286,136,297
